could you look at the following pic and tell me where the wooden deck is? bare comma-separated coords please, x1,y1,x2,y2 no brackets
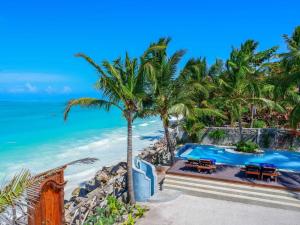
167,160,300,191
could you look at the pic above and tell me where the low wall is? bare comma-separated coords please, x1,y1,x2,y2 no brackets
199,127,300,151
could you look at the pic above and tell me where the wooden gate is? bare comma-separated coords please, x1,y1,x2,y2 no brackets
28,166,66,225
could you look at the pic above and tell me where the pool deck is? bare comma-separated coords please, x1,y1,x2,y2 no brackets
167,160,300,191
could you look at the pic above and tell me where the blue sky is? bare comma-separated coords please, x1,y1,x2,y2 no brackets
0,0,299,100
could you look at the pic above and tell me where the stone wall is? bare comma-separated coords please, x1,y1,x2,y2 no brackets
198,127,300,151
64,138,170,224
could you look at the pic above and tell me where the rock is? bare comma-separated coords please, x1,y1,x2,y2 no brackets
71,187,81,197
71,187,88,198
65,135,173,224
85,179,98,192
110,162,127,176
103,183,114,195
74,196,88,205
64,201,73,210
95,170,110,185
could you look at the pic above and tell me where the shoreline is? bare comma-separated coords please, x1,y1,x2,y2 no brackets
62,126,164,199
64,137,170,223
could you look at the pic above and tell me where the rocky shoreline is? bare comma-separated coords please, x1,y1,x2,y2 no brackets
64,138,170,224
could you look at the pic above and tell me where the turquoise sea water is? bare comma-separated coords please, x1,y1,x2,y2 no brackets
0,101,163,197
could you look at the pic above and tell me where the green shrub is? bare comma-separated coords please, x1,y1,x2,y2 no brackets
122,214,135,225
134,205,147,218
208,129,226,142
235,141,259,153
85,195,148,225
253,120,267,128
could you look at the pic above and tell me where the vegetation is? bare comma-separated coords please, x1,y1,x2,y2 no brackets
235,141,259,153
180,117,205,142
140,38,194,162
63,50,159,203
84,195,148,225
0,170,38,224
64,25,300,204
253,120,267,128
208,130,227,142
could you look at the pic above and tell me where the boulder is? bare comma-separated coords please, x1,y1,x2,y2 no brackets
110,162,127,176
85,179,99,192
71,187,88,198
95,170,110,185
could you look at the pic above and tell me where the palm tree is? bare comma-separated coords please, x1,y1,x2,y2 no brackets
217,40,283,141
279,26,300,128
178,58,227,127
141,38,195,163
264,26,300,129
281,26,300,75
142,38,224,163
64,53,149,204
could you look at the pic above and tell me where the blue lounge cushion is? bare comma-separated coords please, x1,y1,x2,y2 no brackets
259,163,276,168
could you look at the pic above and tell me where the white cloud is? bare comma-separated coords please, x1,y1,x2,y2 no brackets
45,86,56,94
25,82,38,93
0,71,79,95
62,86,72,94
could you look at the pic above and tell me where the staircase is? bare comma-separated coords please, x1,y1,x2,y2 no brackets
164,174,300,211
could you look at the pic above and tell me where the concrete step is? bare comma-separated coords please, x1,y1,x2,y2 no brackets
164,174,300,211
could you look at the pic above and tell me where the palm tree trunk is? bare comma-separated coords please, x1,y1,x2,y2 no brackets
238,117,244,142
126,112,135,204
163,118,175,164
250,104,255,128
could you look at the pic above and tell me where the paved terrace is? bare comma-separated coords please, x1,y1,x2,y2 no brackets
137,191,300,225
167,160,300,191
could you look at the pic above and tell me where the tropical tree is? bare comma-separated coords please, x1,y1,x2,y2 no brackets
281,26,300,75
178,58,227,133
216,40,283,141
142,38,225,162
263,26,300,128
280,26,300,128
141,38,195,163
64,53,150,204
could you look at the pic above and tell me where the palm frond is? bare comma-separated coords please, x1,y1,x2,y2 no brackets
75,53,106,76
64,98,118,121
194,108,227,119
0,170,33,213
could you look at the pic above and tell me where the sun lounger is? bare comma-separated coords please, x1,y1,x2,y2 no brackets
184,159,200,169
240,163,279,181
260,163,279,182
197,158,217,173
242,163,261,179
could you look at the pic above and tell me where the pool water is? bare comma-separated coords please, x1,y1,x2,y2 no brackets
177,145,300,171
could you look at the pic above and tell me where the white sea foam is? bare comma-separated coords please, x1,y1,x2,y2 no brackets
0,119,163,199
139,123,149,127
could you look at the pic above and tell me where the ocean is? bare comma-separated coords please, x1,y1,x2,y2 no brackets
0,101,163,198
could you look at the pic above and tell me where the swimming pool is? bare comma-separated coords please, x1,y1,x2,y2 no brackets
177,144,300,171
